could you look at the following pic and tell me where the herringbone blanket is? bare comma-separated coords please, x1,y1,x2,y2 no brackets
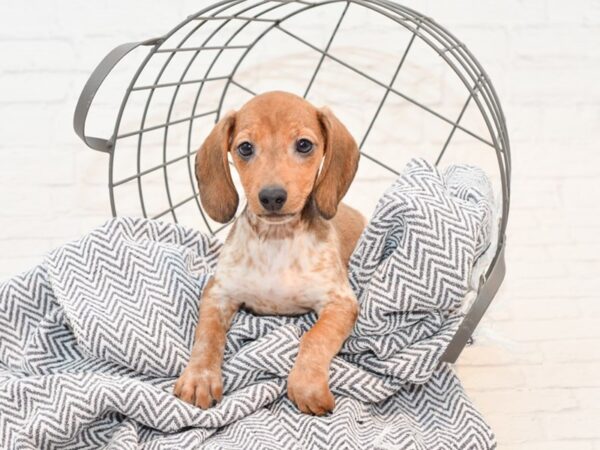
0,159,497,449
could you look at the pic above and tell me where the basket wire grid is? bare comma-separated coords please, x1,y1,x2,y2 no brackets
74,0,511,362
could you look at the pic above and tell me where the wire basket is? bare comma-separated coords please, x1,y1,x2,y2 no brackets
74,0,510,362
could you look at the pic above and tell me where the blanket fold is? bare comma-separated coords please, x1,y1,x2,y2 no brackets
0,159,496,449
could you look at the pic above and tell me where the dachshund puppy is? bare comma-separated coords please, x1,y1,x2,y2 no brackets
174,91,366,416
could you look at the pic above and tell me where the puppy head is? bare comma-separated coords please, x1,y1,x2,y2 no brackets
196,91,359,224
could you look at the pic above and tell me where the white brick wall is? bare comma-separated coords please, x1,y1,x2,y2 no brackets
1,1,599,448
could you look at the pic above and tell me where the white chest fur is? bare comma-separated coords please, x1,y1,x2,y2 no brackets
213,216,343,315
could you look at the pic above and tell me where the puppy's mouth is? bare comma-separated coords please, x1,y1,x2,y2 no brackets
256,213,297,224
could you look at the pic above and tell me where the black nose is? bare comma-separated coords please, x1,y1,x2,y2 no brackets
258,186,287,212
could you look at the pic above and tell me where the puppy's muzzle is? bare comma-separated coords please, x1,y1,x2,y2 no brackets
259,186,287,212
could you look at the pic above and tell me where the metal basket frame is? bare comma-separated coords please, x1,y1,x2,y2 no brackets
74,0,511,362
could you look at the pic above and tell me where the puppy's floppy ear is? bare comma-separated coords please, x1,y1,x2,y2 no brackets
314,107,360,220
196,112,239,223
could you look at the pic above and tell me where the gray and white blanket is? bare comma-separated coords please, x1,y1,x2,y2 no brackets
0,159,496,449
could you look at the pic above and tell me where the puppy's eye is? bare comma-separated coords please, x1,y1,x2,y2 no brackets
237,141,254,158
295,139,313,154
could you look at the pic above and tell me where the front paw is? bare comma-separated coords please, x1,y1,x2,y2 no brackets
173,365,223,409
287,363,335,416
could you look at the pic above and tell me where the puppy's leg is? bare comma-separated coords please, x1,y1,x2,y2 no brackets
287,291,358,415
174,279,238,409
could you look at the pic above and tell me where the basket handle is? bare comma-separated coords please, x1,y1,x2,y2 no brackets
73,37,162,153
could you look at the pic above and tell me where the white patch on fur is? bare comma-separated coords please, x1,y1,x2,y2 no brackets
212,215,349,315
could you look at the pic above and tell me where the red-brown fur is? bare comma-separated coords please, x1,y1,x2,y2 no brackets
174,91,366,415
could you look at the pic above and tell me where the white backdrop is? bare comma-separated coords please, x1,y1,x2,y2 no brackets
0,0,597,278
